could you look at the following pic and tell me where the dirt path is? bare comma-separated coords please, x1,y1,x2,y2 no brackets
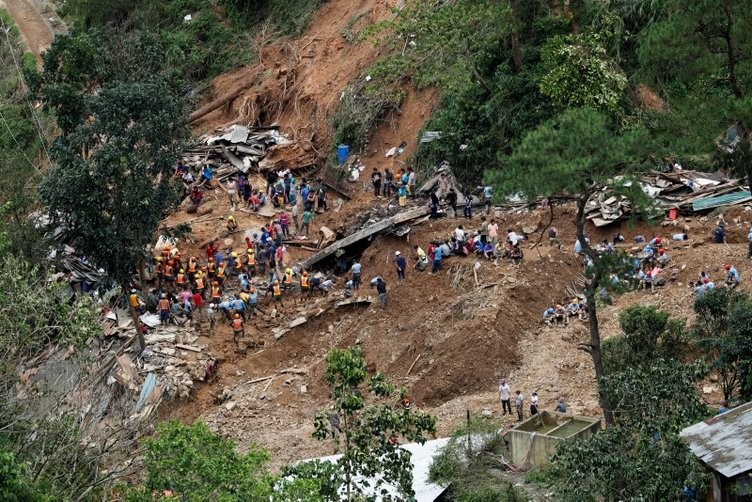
2,0,58,63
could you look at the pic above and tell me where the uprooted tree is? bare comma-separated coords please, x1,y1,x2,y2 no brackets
488,106,653,425
300,347,437,500
37,29,188,351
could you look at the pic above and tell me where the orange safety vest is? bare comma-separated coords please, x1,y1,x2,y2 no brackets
301,276,309,288
176,273,185,285
284,273,292,284
188,262,197,274
164,265,174,279
211,286,221,298
234,259,243,270
207,262,215,274
216,266,225,279
273,284,282,297
156,263,164,275
232,318,243,331
195,277,204,290
247,253,256,265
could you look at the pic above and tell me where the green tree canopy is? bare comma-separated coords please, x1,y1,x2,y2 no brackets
307,347,437,500
129,421,272,501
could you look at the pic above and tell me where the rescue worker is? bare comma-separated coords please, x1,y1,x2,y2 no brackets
300,271,310,297
194,271,206,299
231,313,244,342
227,215,239,234
206,257,216,280
164,260,175,290
246,248,256,277
216,262,226,287
155,257,164,288
210,281,222,306
283,267,293,294
176,269,186,289
272,279,284,306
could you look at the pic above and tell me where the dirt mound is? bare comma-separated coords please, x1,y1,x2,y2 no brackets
191,0,437,166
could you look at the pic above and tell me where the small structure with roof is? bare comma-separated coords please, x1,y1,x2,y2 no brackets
680,401,752,501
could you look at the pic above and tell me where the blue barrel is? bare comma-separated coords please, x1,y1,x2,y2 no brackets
337,144,350,165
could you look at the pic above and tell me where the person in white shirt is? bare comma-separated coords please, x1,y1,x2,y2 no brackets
455,225,466,244
530,392,539,415
507,229,523,247
498,379,512,415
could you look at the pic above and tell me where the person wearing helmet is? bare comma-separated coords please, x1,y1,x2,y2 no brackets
232,312,244,341
128,289,142,313
227,214,238,233
247,286,262,318
164,260,175,289
272,279,284,306
206,257,216,280
245,248,257,277
300,271,310,296
176,269,186,287
158,294,171,323
216,261,226,286
210,280,222,306
725,264,740,289
226,252,238,278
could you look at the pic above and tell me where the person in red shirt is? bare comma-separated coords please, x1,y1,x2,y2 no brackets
206,240,218,260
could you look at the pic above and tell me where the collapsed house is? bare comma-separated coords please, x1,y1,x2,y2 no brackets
586,170,750,227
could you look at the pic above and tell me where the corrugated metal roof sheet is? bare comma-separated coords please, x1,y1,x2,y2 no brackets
692,191,752,211
680,401,752,478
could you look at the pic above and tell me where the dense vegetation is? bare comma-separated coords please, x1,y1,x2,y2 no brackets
333,0,751,187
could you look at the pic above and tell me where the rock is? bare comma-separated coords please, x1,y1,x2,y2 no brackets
561,333,573,342
481,408,493,418
271,308,277,319
300,385,307,394
327,325,334,334
225,400,236,411
284,378,293,385
703,385,714,394
709,374,719,383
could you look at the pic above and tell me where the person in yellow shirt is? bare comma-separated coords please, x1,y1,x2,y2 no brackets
128,289,143,313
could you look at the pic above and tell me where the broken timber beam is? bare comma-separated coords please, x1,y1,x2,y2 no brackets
299,206,431,269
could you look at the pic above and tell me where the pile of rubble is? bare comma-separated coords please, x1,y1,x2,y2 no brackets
102,309,216,420
586,170,750,227
181,124,317,180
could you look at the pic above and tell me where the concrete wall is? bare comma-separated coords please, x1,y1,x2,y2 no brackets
509,412,600,468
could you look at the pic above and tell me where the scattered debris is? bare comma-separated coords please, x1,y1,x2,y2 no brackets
181,124,314,180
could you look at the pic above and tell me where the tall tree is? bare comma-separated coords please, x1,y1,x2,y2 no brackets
693,288,752,402
638,0,752,185
37,30,187,351
309,347,437,500
487,107,651,425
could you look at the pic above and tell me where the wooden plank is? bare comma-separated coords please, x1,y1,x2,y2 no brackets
176,344,202,353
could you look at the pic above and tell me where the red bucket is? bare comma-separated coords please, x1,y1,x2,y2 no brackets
668,208,677,220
